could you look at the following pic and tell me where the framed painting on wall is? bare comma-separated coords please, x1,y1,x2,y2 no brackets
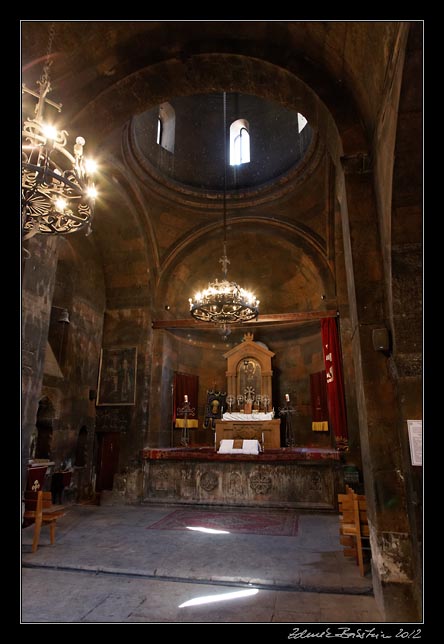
96,347,137,406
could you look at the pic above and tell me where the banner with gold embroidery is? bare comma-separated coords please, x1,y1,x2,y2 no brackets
321,318,348,450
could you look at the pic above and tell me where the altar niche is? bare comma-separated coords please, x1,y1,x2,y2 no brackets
224,333,274,405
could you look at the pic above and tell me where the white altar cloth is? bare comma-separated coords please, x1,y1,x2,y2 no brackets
222,412,274,421
218,439,261,454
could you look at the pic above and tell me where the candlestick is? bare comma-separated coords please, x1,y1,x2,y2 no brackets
176,400,195,447
278,400,298,447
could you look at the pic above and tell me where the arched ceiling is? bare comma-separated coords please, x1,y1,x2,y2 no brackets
22,21,403,137
132,93,313,191
21,21,410,324
158,225,335,319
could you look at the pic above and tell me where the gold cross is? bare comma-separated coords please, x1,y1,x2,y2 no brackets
22,78,62,122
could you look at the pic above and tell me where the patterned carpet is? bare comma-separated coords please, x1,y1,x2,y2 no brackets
146,508,299,536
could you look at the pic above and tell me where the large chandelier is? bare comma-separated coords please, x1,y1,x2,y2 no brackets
22,23,98,240
189,93,259,337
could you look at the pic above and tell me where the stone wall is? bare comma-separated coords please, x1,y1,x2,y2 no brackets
37,235,106,501
22,236,59,493
361,23,422,621
144,457,341,510
96,306,153,498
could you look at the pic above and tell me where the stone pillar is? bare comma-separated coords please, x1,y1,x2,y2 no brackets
148,329,174,448
22,236,59,494
338,160,420,621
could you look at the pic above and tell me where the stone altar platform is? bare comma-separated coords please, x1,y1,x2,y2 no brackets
141,447,342,511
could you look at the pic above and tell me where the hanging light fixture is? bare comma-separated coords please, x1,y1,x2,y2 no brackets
21,23,98,240
189,92,259,338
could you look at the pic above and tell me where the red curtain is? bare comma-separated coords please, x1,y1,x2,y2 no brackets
321,317,348,450
173,372,198,422
310,370,329,422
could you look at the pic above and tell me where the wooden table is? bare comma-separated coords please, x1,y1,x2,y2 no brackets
215,419,281,449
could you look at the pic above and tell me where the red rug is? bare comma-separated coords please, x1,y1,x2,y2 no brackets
146,508,299,537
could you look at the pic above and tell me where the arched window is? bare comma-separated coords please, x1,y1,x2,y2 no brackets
297,113,308,133
230,119,250,166
156,116,162,145
157,102,175,153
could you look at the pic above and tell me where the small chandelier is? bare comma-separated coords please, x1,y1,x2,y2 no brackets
189,93,259,337
21,23,98,240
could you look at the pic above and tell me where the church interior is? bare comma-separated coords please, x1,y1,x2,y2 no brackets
21,21,422,624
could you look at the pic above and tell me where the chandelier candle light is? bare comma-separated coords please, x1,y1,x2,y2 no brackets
22,23,98,239
189,93,259,338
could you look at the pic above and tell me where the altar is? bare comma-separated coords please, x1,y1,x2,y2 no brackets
216,416,281,449
143,333,341,510
142,447,342,511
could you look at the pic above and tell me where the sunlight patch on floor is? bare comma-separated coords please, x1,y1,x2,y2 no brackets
186,526,230,534
179,588,258,608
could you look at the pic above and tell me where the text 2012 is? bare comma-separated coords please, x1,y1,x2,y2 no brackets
288,628,422,639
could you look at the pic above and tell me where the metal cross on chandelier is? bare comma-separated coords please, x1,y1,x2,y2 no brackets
188,93,260,338
21,23,99,240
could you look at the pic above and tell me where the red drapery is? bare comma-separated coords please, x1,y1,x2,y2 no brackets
173,372,198,422
310,370,329,431
321,317,348,450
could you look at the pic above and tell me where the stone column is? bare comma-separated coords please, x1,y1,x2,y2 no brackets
22,236,59,494
148,329,174,448
338,158,420,621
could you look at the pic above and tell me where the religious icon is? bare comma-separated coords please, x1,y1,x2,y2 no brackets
97,347,137,406
203,389,227,429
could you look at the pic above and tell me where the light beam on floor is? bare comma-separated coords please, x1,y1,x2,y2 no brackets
186,526,230,534
179,588,258,608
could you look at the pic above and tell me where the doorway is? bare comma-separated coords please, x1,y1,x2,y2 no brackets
35,396,55,459
95,432,120,491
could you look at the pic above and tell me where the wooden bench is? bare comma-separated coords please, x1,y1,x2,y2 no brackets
338,489,371,576
23,491,65,553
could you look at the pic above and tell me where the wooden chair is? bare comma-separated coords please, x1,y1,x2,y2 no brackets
338,490,371,575
23,491,65,553
338,484,358,557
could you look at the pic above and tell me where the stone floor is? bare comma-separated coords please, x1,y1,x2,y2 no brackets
21,502,383,624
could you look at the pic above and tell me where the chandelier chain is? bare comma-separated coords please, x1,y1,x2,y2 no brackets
188,90,259,332
222,91,227,248
41,22,56,86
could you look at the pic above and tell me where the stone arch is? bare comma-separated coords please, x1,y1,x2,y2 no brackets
155,217,335,318
35,396,55,460
96,156,160,288
75,52,361,164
